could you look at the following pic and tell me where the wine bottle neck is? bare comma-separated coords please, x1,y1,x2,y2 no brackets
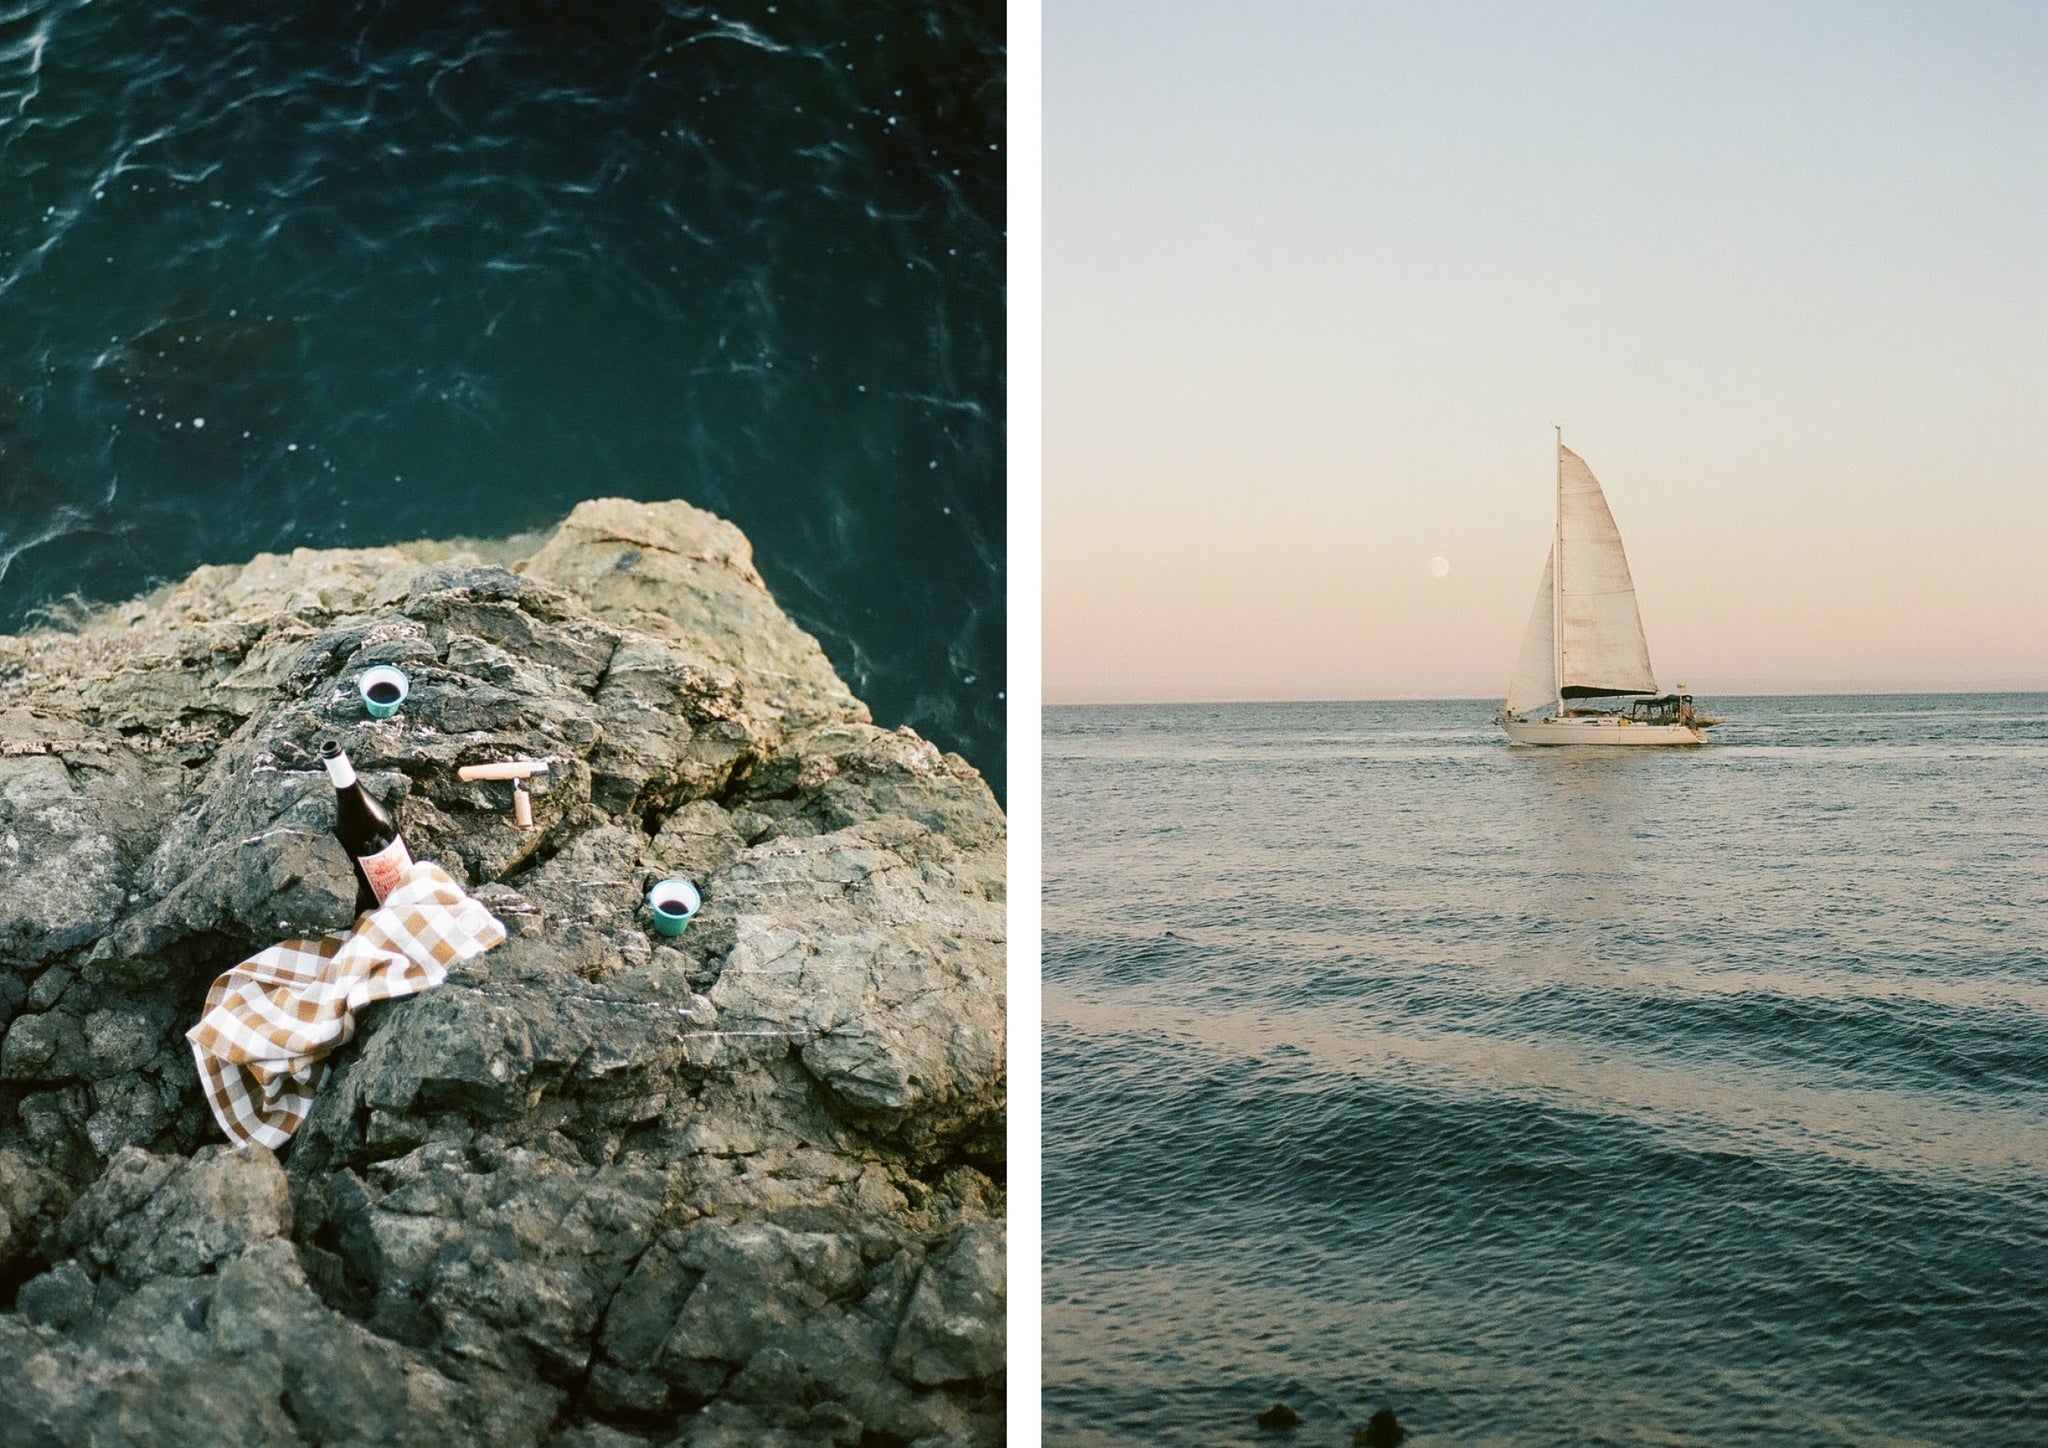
323,751,357,789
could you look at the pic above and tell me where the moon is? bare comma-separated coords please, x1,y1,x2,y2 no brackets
1429,555,1451,578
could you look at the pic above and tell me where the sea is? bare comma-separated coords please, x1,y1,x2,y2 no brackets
0,0,1005,796
1044,695,2048,1447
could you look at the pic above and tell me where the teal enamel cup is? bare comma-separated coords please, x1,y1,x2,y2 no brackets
647,877,701,936
358,665,410,719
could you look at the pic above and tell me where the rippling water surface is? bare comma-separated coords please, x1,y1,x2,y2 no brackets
1045,696,2048,1446
0,0,1003,791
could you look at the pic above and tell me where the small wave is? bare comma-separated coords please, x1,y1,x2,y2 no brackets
672,17,810,61
0,501,99,591
1051,978,2048,1185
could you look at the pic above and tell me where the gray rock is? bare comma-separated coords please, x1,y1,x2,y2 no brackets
0,499,1004,1446
63,1145,291,1285
648,799,758,884
0,1234,561,1446
0,750,159,968
548,1426,656,1448
519,497,868,737
706,818,1005,1155
653,1219,867,1396
745,722,1004,852
15,1259,95,1331
0,1148,72,1274
890,1219,1007,1387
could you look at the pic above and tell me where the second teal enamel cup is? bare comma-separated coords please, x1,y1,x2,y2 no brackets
647,877,701,936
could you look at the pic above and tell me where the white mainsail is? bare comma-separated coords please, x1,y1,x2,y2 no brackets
1556,444,1656,699
1504,439,1658,715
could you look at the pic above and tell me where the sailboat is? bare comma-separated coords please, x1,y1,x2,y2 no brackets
1500,430,1715,745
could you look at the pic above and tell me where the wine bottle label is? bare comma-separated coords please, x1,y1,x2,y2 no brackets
360,836,413,904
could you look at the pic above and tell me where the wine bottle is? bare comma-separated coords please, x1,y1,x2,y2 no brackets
320,741,414,912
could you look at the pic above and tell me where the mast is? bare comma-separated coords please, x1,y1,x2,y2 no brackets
1552,424,1564,718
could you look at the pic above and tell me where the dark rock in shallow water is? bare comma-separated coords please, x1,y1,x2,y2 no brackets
1257,1401,1304,1430
0,498,1006,1445
1355,1406,1406,1446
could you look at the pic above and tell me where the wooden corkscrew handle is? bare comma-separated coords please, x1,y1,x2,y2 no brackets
457,760,549,781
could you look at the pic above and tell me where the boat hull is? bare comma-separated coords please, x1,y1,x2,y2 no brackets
1502,716,1704,747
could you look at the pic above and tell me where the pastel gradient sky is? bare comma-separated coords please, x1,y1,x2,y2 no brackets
1045,0,2047,703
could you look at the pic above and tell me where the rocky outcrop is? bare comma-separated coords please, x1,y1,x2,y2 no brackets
0,498,1006,1445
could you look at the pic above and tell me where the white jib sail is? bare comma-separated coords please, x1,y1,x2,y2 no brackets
1504,546,1555,717
1556,445,1656,698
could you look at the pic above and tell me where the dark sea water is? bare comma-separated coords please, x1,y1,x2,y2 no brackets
0,0,1004,794
1044,696,2048,1446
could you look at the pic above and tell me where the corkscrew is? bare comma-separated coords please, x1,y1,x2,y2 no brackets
456,758,551,829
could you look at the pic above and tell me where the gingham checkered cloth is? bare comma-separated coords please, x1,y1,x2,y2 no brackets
186,860,507,1149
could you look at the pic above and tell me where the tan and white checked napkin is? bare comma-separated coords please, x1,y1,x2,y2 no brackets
186,860,507,1149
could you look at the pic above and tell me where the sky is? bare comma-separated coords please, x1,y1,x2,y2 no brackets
1043,0,2047,703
